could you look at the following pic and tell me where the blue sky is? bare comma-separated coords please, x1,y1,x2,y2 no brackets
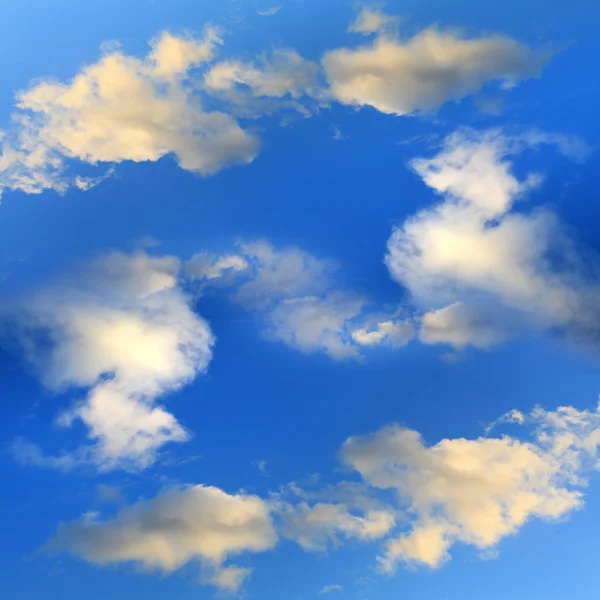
1,1,600,599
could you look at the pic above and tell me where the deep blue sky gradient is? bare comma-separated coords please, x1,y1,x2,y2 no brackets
1,1,600,599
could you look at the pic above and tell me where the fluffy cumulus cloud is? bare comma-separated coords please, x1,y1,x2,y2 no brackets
0,28,259,197
5,251,214,471
323,10,550,116
341,401,600,570
386,128,597,350
47,485,277,592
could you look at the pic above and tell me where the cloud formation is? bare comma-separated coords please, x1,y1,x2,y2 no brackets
188,240,410,359
205,49,321,103
352,319,414,348
0,28,258,197
280,501,395,551
318,584,343,595
0,13,555,198
5,251,214,470
47,484,277,592
348,8,399,35
46,400,600,587
324,17,550,115
386,128,596,350
342,401,600,570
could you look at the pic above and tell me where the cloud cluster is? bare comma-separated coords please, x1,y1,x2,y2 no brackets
46,401,600,588
386,128,596,350
6,251,214,470
342,420,582,569
0,28,258,197
188,240,412,359
0,12,552,198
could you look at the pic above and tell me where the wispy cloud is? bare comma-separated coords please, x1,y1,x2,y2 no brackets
318,584,343,595
257,6,281,16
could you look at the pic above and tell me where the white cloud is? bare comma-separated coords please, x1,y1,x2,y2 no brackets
229,241,367,359
531,403,600,479
0,28,259,197
419,302,507,350
206,565,253,592
47,484,277,592
185,252,248,281
386,128,598,349
352,319,414,348
253,459,269,476
0,19,562,199
485,409,526,435
280,501,395,551
323,25,550,115
265,293,366,359
186,241,412,359
348,8,399,35
235,241,337,308
341,410,595,570
74,167,115,191
39,400,600,584
318,584,343,595
6,251,214,471
257,6,281,16
205,49,320,100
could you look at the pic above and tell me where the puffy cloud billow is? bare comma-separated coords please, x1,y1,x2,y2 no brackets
323,9,550,116
47,484,277,593
0,28,258,197
5,251,214,471
386,128,596,350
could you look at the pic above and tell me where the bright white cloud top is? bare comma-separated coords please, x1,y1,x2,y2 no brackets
7,251,214,470
386,128,596,350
